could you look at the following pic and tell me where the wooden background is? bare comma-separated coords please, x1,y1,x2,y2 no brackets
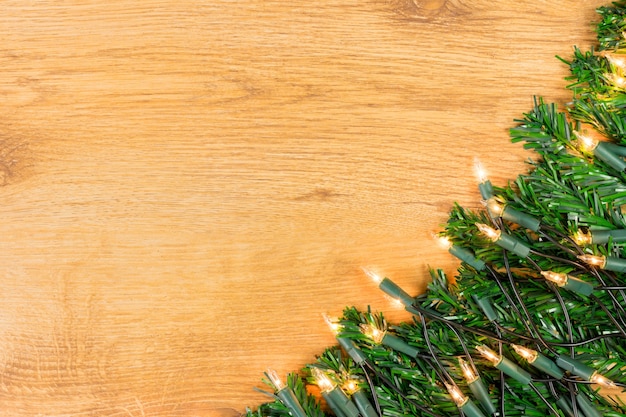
0,0,610,415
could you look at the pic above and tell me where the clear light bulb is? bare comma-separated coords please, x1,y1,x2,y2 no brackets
578,254,607,268
604,52,626,70
390,297,405,309
540,271,569,287
360,323,386,344
434,233,453,250
458,357,479,383
474,158,488,183
610,73,626,88
444,382,469,407
322,313,341,334
476,344,501,366
590,371,616,389
311,367,335,392
485,198,504,217
572,230,593,245
511,344,538,363
475,223,501,242
361,267,382,284
573,130,600,153
343,379,359,394
267,368,285,391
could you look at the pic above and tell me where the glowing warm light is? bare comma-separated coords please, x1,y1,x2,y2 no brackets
573,130,600,153
444,382,469,407
511,344,538,363
322,313,341,334
343,379,359,394
475,223,501,242
474,158,488,183
476,345,501,366
590,371,616,388
390,297,405,309
605,52,626,70
578,254,607,268
486,198,504,217
540,271,569,287
361,267,382,284
360,323,386,344
458,357,478,384
433,233,453,250
572,230,593,245
267,368,285,391
311,368,335,392
609,73,626,88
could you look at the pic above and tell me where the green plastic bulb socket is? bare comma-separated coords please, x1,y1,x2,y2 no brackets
322,387,360,417
379,277,415,308
555,355,594,380
449,245,486,271
351,389,379,417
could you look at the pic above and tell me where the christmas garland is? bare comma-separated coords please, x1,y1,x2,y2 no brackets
244,3,626,417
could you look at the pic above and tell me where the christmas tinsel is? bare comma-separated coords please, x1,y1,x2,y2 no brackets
245,3,626,417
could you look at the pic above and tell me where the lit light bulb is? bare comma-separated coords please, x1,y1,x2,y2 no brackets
458,357,497,416
475,223,501,242
573,129,626,171
474,158,488,184
579,254,626,272
445,382,469,407
476,345,501,366
323,313,342,334
540,271,569,287
361,267,382,284
573,228,626,245
360,323,386,344
542,270,594,295
573,130,600,153
578,254,607,268
590,371,616,389
511,344,538,363
446,382,491,417
477,345,533,385
311,368,335,392
362,324,421,358
604,52,626,70
313,368,362,417
267,368,308,417
458,357,478,383
572,230,593,245
343,379,359,394
267,368,285,391
435,233,486,270
476,222,532,257
434,233,453,250
474,158,494,200
485,197,504,217
609,73,626,88
390,297,405,309
514,346,565,379
556,354,618,388
484,197,541,231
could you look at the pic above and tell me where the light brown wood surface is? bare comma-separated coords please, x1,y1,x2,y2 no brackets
0,1,610,415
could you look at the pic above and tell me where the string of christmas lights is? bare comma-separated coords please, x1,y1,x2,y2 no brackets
246,3,626,417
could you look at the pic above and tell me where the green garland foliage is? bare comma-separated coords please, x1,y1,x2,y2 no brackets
246,2,626,416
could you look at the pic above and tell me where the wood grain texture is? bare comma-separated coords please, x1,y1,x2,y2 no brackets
0,0,610,415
